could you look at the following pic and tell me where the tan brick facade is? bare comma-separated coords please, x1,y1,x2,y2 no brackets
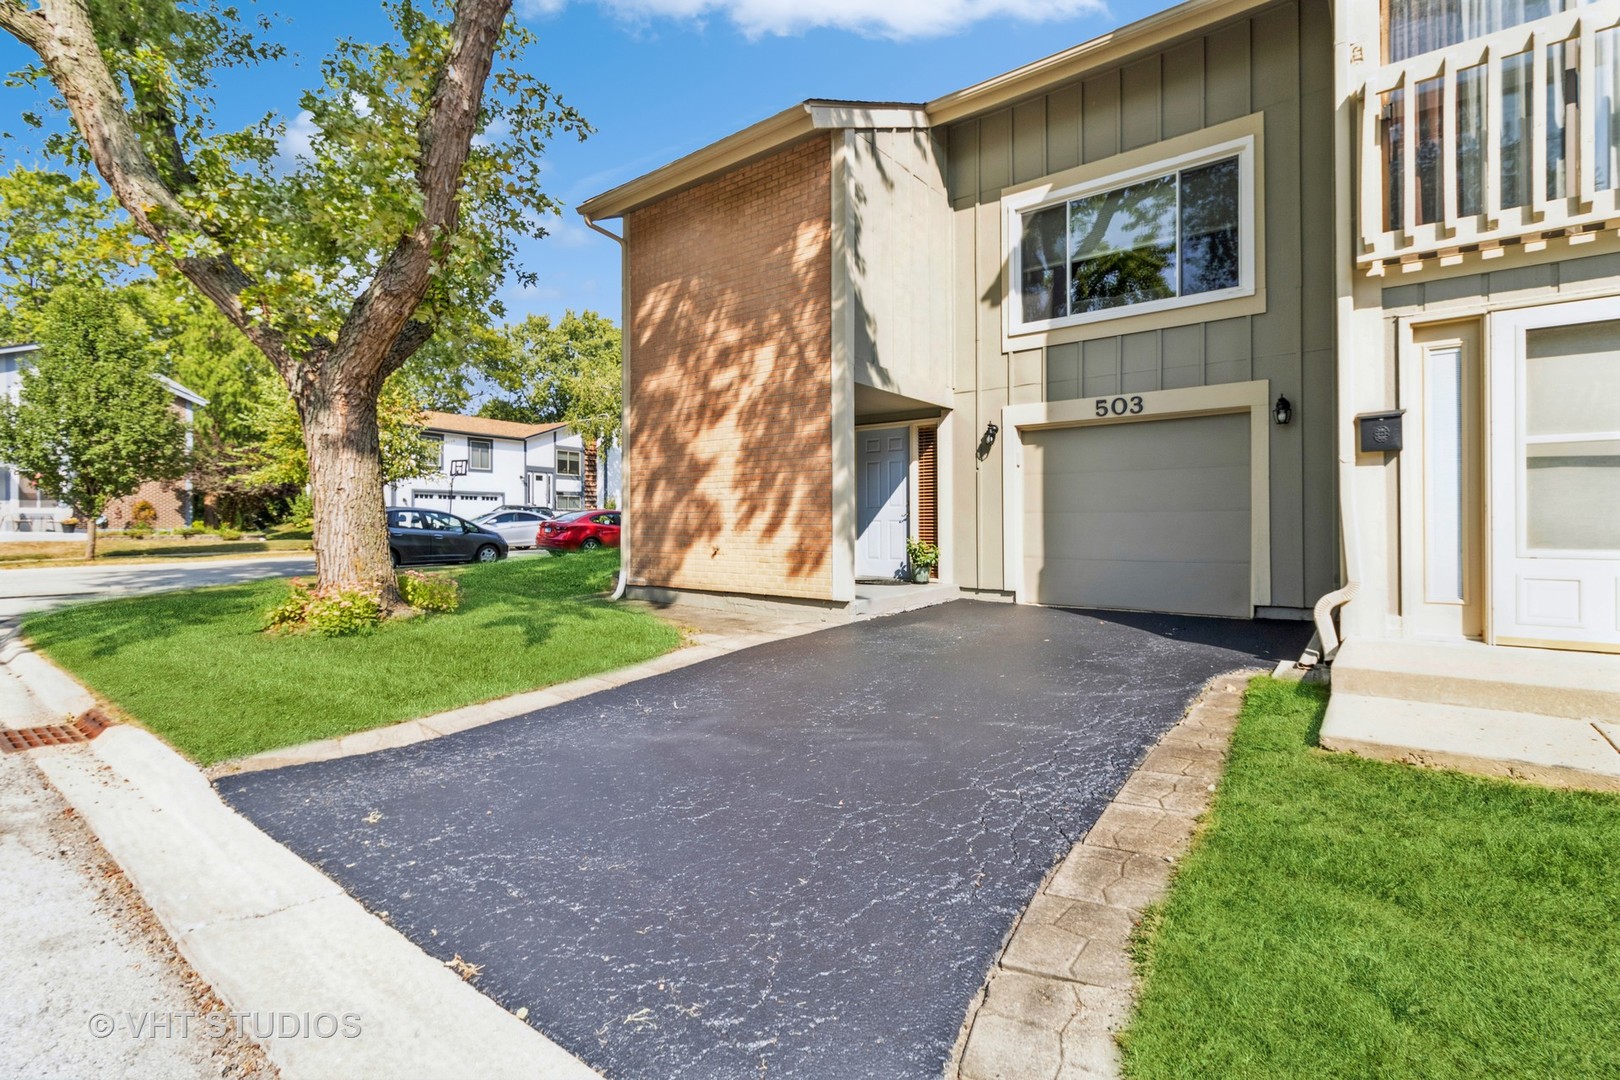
626,135,835,601
105,479,191,530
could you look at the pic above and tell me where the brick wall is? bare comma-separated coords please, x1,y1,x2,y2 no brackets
105,479,190,529
626,135,835,601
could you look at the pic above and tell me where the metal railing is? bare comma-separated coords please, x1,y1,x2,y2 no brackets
1359,0,1620,270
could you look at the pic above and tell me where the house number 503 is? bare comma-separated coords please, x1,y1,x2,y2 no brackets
1095,395,1145,417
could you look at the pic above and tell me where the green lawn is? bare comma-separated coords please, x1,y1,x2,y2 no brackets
1122,678,1620,1079
22,552,680,765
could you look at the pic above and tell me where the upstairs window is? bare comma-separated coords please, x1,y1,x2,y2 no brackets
1009,138,1254,334
556,448,583,477
423,433,443,470
468,438,493,471
1387,0,1591,62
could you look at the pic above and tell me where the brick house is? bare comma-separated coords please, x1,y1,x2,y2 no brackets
0,343,206,533
584,0,1620,784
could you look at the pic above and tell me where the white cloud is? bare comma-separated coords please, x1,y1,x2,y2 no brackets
276,110,318,169
519,0,1110,39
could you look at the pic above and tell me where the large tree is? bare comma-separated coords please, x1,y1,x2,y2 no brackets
0,0,585,606
0,286,187,558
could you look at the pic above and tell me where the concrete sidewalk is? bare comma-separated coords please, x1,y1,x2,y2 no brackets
2,625,599,1080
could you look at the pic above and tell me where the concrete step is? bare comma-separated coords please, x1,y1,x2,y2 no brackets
850,581,960,618
1320,692,1620,792
1331,637,1620,720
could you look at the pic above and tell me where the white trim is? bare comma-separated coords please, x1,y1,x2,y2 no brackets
1002,134,1257,341
831,133,858,603
1000,380,1273,610
154,373,209,407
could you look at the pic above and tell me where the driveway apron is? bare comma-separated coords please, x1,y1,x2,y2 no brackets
218,601,1309,1079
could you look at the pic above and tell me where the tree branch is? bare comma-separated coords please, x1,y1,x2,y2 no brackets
328,0,511,384
0,0,292,373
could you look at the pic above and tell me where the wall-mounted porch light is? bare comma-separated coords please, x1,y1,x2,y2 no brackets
1273,395,1293,426
977,421,999,461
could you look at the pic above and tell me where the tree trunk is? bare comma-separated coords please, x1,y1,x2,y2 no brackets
83,516,97,560
297,383,403,609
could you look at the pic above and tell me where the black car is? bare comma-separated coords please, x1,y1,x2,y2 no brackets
386,507,508,566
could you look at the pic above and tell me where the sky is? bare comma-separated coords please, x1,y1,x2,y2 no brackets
0,0,1175,327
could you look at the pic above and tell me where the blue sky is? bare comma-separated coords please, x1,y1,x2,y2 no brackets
0,0,1173,326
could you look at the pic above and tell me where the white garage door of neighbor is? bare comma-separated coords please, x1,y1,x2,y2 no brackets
1022,412,1252,618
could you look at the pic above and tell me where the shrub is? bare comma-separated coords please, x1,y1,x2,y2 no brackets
130,500,157,528
125,524,153,539
284,491,313,528
263,579,384,637
216,528,243,541
176,525,207,537
397,570,462,613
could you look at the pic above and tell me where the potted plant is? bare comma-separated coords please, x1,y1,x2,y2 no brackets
906,538,940,584
60,517,80,534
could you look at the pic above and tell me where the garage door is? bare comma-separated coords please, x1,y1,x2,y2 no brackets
1022,412,1251,617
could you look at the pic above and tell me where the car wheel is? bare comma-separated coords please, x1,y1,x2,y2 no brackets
580,537,602,551
390,548,401,567
475,544,500,563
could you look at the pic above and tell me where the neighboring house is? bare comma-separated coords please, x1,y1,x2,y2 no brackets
583,0,1620,782
386,411,621,517
0,343,207,533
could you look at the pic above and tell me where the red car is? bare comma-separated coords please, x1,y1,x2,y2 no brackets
537,509,621,552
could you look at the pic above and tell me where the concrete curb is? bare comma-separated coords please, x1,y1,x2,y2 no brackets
948,670,1261,1080
3,635,600,1080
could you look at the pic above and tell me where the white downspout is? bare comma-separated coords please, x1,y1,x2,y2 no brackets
1310,22,1366,665
583,212,630,602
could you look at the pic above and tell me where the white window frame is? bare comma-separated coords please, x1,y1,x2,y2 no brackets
1003,134,1258,339
423,432,443,470
467,437,494,472
556,447,583,478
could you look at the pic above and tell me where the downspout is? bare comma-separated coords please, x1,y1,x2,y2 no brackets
1309,24,1366,665
583,212,630,602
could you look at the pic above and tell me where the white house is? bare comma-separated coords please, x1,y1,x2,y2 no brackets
386,411,621,518
1,343,207,535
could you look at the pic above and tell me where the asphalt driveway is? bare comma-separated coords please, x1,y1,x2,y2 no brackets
218,601,1308,1079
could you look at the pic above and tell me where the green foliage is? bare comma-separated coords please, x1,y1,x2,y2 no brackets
397,569,461,613
905,538,939,571
264,578,384,637
129,499,158,528
283,491,313,528
216,527,242,541
0,286,187,521
1123,678,1620,1079
0,166,143,340
485,310,621,448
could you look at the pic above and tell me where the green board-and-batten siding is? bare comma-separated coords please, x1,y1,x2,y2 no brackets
942,0,1338,610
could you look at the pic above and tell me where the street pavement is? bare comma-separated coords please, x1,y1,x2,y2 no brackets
0,554,316,620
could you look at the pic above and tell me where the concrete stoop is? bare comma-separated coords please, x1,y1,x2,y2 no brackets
1320,638,1620,791
850,580,960,618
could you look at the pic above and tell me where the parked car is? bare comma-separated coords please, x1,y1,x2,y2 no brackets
386,507,508,565
537,509,621,552
473,508,554,549
482,504,556,518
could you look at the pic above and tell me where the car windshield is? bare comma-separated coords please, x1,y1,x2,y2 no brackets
551,510,592,524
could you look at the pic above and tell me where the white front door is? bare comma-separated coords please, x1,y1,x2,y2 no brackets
1490,299,1620,650
857,427,910,580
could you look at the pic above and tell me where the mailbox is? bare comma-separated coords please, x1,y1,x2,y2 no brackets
1356,410,1405,454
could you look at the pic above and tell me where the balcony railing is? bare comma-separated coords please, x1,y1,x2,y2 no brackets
1359,0,1620,270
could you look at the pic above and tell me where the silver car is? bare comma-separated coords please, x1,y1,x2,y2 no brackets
473,508,553,549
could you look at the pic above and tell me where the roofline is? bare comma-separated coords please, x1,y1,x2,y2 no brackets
421,416,568,440
576,0,1274,221
0,343,40,356
925,0,1272,124
154,373,208,407
578,99,928,221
